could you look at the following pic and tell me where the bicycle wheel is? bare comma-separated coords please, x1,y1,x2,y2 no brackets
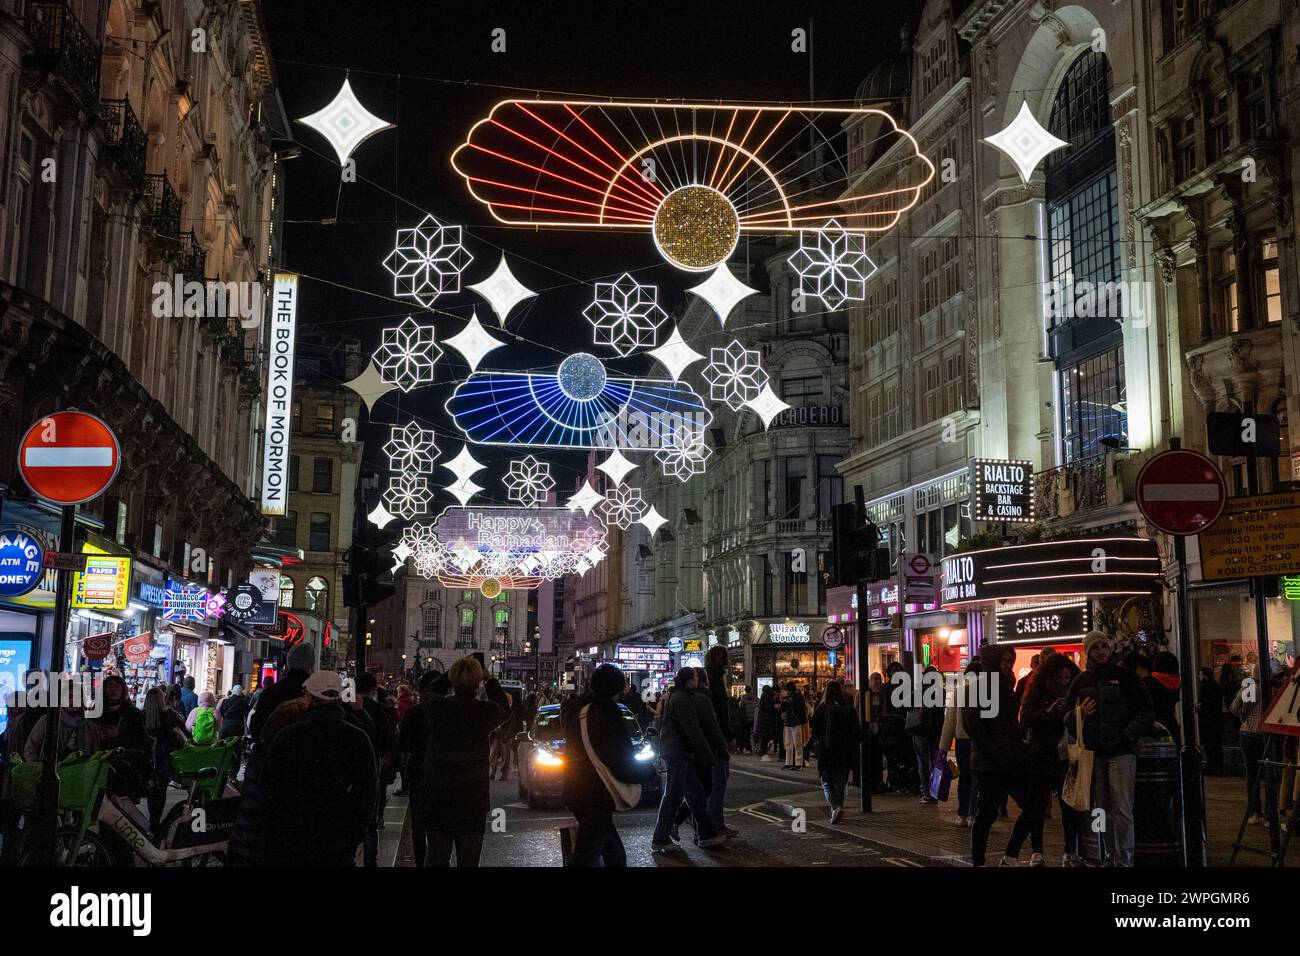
25,827,124,867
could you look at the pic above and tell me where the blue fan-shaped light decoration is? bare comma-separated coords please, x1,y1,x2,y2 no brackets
446,362,712,451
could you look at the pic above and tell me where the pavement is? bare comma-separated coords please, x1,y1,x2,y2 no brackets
387,753,1294,867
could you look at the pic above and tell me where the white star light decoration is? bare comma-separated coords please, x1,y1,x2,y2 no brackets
638,505,668,537
746,382,792,429
443,444,488,506
984,100,1070,184
787,220,876,310
469,255,536,326
383,421,439,474
596,449,638,487
368,502,397,529
566,480,604,516
503,455,555,507
583,272,667,357
702,339,769,411
343,357,399,412
296,78,394,165
375,316,442,392
383,474,432,519
599,485,649,530
444,310,506,373
648,326,705,382
688,264,758,327
383,215,472,308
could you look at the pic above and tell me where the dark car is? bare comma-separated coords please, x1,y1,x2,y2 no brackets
515,703,662,809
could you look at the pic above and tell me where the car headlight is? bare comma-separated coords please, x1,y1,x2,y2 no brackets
535,749,563,767
634,744,656,762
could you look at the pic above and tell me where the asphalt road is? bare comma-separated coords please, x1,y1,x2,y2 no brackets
395,762,942,867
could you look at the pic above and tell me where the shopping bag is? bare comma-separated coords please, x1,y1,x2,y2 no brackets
929,750,953,801
1061,704,1094,812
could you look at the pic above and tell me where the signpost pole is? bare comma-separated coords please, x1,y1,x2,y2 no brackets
853,486,872,813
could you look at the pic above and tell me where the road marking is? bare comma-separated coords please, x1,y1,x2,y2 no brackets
731,766,819,787
883,856,923,867
737,802,787,824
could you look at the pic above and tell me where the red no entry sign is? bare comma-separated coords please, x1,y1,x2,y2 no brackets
17,411,121,506
1136,449,1226,536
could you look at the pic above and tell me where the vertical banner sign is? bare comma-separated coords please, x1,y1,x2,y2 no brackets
261,273,299,515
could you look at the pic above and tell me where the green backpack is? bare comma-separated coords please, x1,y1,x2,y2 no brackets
192,707,217,745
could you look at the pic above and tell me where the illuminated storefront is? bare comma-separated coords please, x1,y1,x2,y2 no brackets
749,619,844,696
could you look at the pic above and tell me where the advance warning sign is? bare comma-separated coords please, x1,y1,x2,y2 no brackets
1197,491,1300,581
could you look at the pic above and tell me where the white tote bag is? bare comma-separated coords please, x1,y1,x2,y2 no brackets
580,705,641,812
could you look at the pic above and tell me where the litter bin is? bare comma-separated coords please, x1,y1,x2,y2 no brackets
1134,727,1183,866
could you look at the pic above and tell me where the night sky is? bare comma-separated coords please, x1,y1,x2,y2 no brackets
260,0,912,496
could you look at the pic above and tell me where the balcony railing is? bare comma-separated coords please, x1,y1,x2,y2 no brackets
142,172,181,240
25,2,102,111
99,98,147,193
177,230,207,280
1034,457,1109,521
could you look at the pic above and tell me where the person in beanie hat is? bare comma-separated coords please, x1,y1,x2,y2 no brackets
248,643,316,743
561,663,654,866
1061,630,1154,866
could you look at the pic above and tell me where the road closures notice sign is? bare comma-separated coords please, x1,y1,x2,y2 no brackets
1135,449,1225,536
17,411,121,506
1197,491,1300,581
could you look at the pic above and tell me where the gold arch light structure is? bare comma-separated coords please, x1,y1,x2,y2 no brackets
451,100,935,271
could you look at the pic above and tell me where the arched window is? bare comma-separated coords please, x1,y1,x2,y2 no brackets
278,575,295,608
305,576,329,616
1045,49,1126,463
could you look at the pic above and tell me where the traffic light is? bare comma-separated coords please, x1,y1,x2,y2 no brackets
830,500,891,585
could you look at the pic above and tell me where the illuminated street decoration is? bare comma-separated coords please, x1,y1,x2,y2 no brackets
656,427,712,480
383,473,433,519
688,264,758,326
451,101,934,269
584,273,667,356
343,357,399,412
383,421,439,474
375,316,442,392
557,353,607,401
444,444,489,485
368,501,397,529
638,505,668,536
567,480,604,516
596,449,638,487
702,339,768,411
444,310,506,373
426,506,608,583
647,326,705,382
600,485,649,530
503,455,555,507
446,476,483,506
296,77,394,165
445,371,712,451
480,577,503,599
746,382,792,430
983,100,1069,185
382,214,472,308
787,219,875,310
468,254,536,326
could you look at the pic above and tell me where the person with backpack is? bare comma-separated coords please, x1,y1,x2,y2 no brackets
779,683,808,769
186,691,221,745
810,681,860,823
218,685,250,740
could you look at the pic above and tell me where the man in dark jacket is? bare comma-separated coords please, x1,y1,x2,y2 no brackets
563,664,653,866
397,670,449,867
1061,630,1153,867
259,671,378,866
218,685,250,740
811,680,860,823
703,647,737,836
650,669,724,851
963,644,1029,866
247,643,315,743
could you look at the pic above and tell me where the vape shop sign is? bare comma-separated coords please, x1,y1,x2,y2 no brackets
971,458,1034,523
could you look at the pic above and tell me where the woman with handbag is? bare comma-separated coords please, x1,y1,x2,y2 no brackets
562,664,654,866
1018,654,1082,866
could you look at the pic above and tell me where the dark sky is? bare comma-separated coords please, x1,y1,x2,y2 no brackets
260,0,911,494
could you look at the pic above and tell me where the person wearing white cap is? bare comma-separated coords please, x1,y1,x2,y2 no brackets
258,670,378,866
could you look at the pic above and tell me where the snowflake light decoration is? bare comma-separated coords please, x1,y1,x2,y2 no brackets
599,485,649,530
383,473,432,519
382,215,472,308
468,255,536,326
375,316,442,392
583,272,667,357
983,100,1069,184
296,78,394,165
701,339,769,411
656,428,712,481
383,421,439,474
787,219,876,310
503,455,555,507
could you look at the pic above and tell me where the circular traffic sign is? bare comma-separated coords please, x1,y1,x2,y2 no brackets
908,553,932,576
17,411,121,506
822,626,844,650
1136,449,1226,536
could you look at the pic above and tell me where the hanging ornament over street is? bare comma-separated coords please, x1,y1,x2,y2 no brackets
375,316,442,392
596,449,639,487
468,255,537,326
443,444,488,485
702,339,769,411
566,480,605,516
503,455,555,507
647,326,705,382
382,215,472,308
638,505,668,536
383,421,439,474
746,381,792,430
367,501,398,529
983,100,1069,184
584,272,668,357
296,77,394,165
383,473,433,519
656,428,712,480
445,477,484,506
688,264,758,326
787,219,876,310
443,310,506,373
343,357,399,412
599,485,649,530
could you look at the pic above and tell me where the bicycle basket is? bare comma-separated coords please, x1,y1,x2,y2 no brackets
56,752,111,813
8,759,41,811
169,740,238,800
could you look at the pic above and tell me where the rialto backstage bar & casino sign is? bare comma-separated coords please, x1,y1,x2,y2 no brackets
260,274,299,516
970,458,1034,523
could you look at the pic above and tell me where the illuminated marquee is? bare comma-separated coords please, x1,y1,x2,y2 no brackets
971,458,1035,524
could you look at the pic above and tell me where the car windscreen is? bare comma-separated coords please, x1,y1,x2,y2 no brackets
534,711,564,743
